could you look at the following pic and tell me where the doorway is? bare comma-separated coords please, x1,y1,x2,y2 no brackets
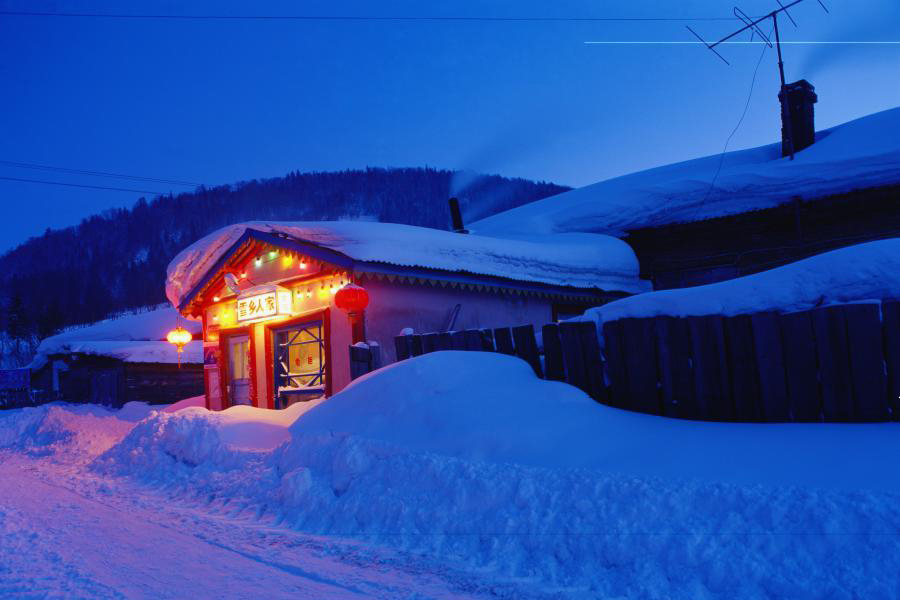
228,335,251,406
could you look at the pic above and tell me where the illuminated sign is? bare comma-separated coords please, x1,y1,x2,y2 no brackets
236,287,292,323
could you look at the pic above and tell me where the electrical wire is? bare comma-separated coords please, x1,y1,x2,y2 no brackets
0,176,164,195
0,11,744,22
688,28,772,223
0,160,200,187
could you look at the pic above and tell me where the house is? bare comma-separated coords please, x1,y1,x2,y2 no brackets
472,93,900,290
166,221,648,410
29,307,203,407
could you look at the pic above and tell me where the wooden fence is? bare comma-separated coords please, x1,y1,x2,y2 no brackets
392,300,900,423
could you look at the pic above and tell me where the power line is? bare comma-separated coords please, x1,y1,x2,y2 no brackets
0,10,745,22
0,160,201,187
0,176,164,195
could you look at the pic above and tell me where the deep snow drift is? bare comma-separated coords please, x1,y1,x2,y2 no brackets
19,351,886,599
580,238,900,330
472,106,900,236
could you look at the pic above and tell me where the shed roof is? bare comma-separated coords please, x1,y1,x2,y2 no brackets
472,107,900,237
166,221,649,310
30,306,202,370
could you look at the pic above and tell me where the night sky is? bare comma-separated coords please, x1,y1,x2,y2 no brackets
1,0,898,251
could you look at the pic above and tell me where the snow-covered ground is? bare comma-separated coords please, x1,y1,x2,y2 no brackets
3,352,900,598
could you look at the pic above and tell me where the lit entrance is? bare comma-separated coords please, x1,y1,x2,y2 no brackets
274,320,325,408
228,335,251,406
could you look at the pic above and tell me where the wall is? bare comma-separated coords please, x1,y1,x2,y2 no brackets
359,276,556,364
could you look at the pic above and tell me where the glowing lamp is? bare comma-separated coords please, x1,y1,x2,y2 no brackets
166,326,193,368
334,283,369,313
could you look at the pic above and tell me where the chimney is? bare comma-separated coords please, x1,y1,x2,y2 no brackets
778,79,818,157
448,197,468,233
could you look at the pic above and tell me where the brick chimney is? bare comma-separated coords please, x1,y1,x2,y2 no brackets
778,79,818,157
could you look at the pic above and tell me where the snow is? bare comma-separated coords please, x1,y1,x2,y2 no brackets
4,352,892,597
579,238,900,328
473,107,900,236
165,221,649,308
30,306,201,370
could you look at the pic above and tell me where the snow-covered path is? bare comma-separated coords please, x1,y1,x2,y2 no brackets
0,452,512,600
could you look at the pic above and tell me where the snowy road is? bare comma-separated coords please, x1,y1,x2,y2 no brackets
0,452,517,600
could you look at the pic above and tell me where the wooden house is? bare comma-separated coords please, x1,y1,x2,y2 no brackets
166,221,648,410
29,307,203,407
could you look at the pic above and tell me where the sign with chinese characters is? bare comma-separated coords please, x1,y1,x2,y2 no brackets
236,287,292,323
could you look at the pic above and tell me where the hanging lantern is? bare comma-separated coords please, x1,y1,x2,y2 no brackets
334,282,369,313
334,283,369,343
166,326,193,368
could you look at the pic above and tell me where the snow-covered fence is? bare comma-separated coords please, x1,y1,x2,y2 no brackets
603,301,900,422
0,368,33,409
394,300,900,423
394,323,604,401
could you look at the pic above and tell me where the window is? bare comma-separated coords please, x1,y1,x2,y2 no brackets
274,320,325,406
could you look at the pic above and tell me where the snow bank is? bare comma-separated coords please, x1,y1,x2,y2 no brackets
580,239,900,328
85,352,900,597
30,306,202,369
473,106,900,236
165,221,648,308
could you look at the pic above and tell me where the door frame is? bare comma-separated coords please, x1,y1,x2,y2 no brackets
217,326,251,409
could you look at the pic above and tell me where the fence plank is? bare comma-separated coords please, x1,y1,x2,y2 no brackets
542,324,566,382
602,320,629,409
619,318,661,415
654,316,694,418
688,316,732,420
394,335,412,361
751,312,791,422
464,329,483,351
410,335,424,357
575,321,606,402
450,331,467,350
844,303,890,421
481,329,496,351
421,333,439,354
435,332,453,351
778,311,821,421
811,306,854,421
493,328,515,355
724,315,761,421
349,345,373,380
884,301,900,421
559,322,588,393
512,325,543,378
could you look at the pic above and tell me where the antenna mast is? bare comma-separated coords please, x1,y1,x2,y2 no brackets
686,0,829,160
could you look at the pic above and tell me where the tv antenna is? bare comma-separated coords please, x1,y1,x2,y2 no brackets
686,0,829,160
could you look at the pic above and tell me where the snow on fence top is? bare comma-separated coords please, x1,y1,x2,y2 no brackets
30,306,201,370
473,107,900,236
580,238,900,329
165,221,649,308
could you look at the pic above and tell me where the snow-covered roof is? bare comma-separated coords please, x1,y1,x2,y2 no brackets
473,107,900,237
579,238,900,327
166,221,650,309
30,307,202,370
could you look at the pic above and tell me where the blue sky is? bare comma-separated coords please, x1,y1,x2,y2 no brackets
1,0,898,251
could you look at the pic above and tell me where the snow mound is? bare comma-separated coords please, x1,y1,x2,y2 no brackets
580,238,900,327
165,221,649,308
162,395,206,413
85,352,900,597
473,106,900,236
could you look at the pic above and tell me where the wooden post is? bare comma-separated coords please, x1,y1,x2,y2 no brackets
542,324,566,382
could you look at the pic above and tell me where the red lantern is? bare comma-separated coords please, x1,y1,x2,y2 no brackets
334,283,369,314
334,283,369,343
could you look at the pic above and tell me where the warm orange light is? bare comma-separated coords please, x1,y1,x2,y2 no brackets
240,272,247,279
299,260,307,269
213,295,220,302
166,326,193,367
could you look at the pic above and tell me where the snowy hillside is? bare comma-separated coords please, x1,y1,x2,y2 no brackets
580,238,900,327
4,352,899,598
472,107,900,236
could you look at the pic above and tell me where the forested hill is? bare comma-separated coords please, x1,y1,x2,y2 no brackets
0,167,568,345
